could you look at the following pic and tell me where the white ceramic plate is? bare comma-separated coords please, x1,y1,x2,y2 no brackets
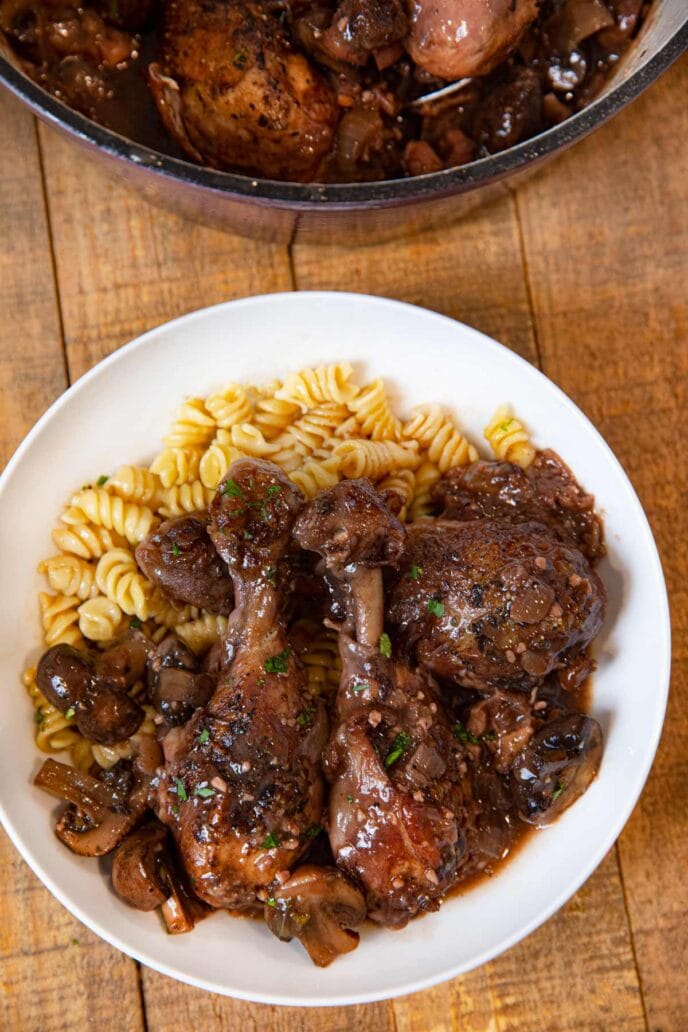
0,292,670,1006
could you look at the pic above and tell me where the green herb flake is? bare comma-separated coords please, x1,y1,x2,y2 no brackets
428,597,445,617
175,778,188,802
198,728,210,745
257,677,266,687
96,474,109,487
498,419,514,434
194,785,215,799
243,529,254,540
352,683,367,693
222,478,243,498
265,648,290,674
261,831,279,849
233,51,247,68
408,564,423,581
484,732,496,742
266,485,282,498
129,616,142,629
552,783,564,802
452,721,480,746
384,730,412,768
34,709,45,727
171,542,181,558
305,823,323,839
266,897,277,907
70,937,79,945
264,565,277,585
346,793,354,803
172,804,179,816
379,632,392,659
64,706,75,720
297,705,315,729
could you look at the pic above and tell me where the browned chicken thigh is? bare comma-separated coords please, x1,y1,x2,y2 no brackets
148,0,338,181
153,460,327,909
294,480,468,928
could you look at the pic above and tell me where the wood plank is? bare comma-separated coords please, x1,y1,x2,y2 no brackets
0,92,145,1032
37,124,293,377
516,55,688,1032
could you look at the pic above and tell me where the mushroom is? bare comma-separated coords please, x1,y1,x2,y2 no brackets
112,822,170,911
264,865,367,967
34,758,148,856
510,713,603,826
146,636,216,725
37,642,145,745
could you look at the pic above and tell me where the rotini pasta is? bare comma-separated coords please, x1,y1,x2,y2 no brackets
483,405,535,469
158,481,215,518
147,588,198,629
96,548,152,621
163,397,216,449
290,456,342,499
276,363,358,410
347,379,402,440
378,469,416,521
39,592,82,648
77,596,125,642
292,620,341,697
403,405,478,474
51,521,125,559
410,460,442,521
38,555,98,601
253,393,300,440
229,423,280,459
333,438,420,479
150,446,203,488
205,383,253,428
24,667,83,755
70,488,157,545
199,430,242,490
175,611,229,654
106,465,162,506
271,403,349,472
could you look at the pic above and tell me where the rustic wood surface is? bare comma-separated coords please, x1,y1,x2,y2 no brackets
0,50,686,1032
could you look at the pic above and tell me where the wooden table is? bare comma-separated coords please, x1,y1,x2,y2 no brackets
1,51,686,1032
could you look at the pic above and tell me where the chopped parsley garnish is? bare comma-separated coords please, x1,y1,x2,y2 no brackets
384,731,412,768
305,824,323,839
243,529,254,540
261,831,279,849
64,706,75,720
171,542,181,557
222,478,243,498
266,484,282,498
346,793,354,803
264,565,277,585
552,783,564,801
297,705,315,728
257,677,266,687
265,648,290,674
498,419,514,434
428,597,445,617
409,564,423,581
70,937,79,945
233,52,247,68
379,632,392,658
352,683,367,693
266,897,277,907
452,721,480,745
129,616,142,629
172,804,179,816
96,475,109,487
175,778,188,802
34,710,44,726
194,786,215,799
198,728,210,745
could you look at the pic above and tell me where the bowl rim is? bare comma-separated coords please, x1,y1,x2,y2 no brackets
0,291,672,1005
1,16,687,209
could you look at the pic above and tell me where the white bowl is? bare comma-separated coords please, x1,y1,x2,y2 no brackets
0,292,670,1006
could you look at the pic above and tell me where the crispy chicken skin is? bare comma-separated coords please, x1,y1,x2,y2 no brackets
154,460,327,910
405,0,539,81
149,0,338,181
294,480,467,927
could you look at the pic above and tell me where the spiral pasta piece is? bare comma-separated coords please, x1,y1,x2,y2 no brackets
39,593,83,648
91,706,157,769
205,383,253,428
276,363,358,411
175,611,229,654
70,489,157,545
77,596,125,642
107,465,162,506
150,447,203,488
51,521,125,560
199,430,242,489
253,393,300,440
229,423,281,459
38,555,98,601
378,469,416,521
272,403,349,470
333,439,420,480
96,548,152,621
483,405,535,469
403,405,478,474
292,621,342,697
24,667,83,754
290,456,342,499
158,481,215,518
348,379,401,440
147,589,198,629
163,398,216,449
410,461,442,521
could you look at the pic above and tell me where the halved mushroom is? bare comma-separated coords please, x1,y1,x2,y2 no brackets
34,758,149,856
112,822,170,911
510,713,603,826
146,636,216,725
264,865,367,967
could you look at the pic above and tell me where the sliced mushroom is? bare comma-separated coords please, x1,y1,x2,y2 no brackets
34,758,148,857
147,636,216,725
112,823,170,911
264,865,367,967
510,713,603,826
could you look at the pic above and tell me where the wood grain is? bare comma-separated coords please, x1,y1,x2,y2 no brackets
0,91,145,1032
516,54,688,1032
